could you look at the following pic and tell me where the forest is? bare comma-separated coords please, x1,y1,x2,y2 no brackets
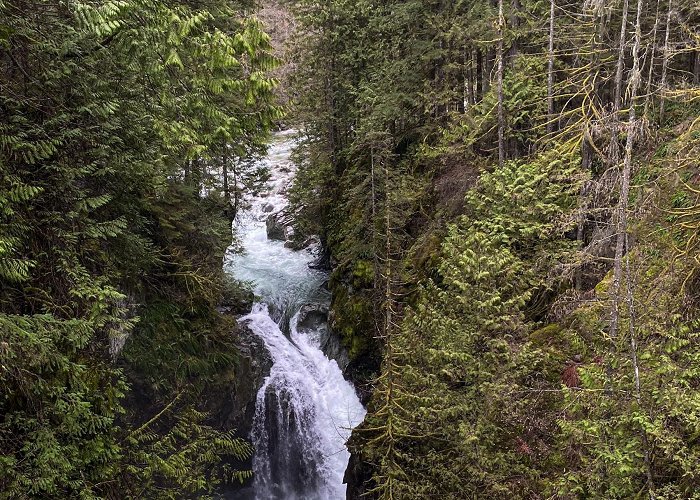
1,0,700,499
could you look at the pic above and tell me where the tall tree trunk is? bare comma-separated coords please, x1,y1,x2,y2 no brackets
232,160,239,217
371,148,379,293
611,0,656,494
509,0,520,64
464,46,473,111
184,160,191,184
497,0,505,166
611,0,638,356
625,237,656,499
643,0,662,119
582,4,605,171
547,0,555,134
484,48,493,95
659,0,672,122
614,0,631,111
222,145,230,204
476,48,484,99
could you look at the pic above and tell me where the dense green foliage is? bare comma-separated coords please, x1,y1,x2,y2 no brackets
0,0,279,497
287,0,700,497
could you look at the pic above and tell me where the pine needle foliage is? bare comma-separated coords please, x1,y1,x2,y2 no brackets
0,0,279,496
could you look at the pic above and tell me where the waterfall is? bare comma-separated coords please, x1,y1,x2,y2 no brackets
225,130,366,499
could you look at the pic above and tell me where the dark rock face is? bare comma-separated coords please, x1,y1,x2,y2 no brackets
266,213,286,240
218,289,255,317
343,438,375,500
286,235,320,251
223,325,273,437
296,302,350,371
266,211,294,241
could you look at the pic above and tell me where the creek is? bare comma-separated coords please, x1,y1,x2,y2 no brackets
223,130,366,499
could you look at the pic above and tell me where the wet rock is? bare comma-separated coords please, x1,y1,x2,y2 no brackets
308,246,332,271
204,322,272,438
287,235,321,251
296,302,329,330
344,438,375,500
266,211,294,241
303,235,320,249
296,302,350,371
258,385,321,495
266,213,287,240
263,203,275,213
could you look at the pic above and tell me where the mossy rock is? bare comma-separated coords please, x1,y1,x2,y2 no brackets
529,324,563,346
352,259,375,288
329,282,373,362
594,270,613,298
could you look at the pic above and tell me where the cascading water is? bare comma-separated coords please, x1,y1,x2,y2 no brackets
224,130,366,499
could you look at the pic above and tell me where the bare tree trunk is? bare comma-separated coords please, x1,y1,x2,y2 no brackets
509,0,520,64
582,4,605,171
614,0,631,111
485,48,494,95
611,0,656,493
232,160,239,217
476,48,484,99
643,0,662,119
611,0,640,351
222,145,230,204
497,0,506,166
371,148,379,293
465,46,474,111
382,146,397,500
659,0,672,122
547,0,555,134
468,49,475,106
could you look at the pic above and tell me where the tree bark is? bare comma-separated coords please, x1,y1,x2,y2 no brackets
476,49,484,99
509,0,520,64
614,0,630,111
547,0,555,134
484,48,494,95
611,0,656,493
223,145,230,204
659,0,672,122
497,0,506,166
643,0,662,119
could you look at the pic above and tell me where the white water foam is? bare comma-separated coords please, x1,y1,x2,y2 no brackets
226,130,366,499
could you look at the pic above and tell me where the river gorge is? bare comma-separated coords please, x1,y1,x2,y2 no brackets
223,130,366,499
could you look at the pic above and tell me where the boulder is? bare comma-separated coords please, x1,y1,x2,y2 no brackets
266,211,294,241
266,213,287,240
296,302,350,371
286,235,321,251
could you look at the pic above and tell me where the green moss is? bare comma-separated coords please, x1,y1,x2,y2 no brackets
529,324,563,346
329,279,375,363
349,333,368,360
594,271,612,297
352,259,375,288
